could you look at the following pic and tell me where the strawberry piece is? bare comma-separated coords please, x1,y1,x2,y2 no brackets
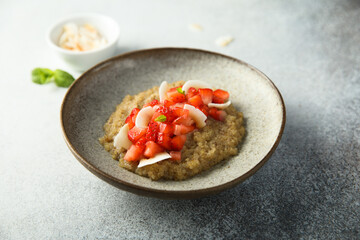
169,151,181,161
197,104,209,116
125,116,134,129
124,144,145,162
125,108,140,129
159,123,174,135
127,126,147,143
198,88,213,105
136,136,147,146
213,89,229,103
172,115,194,126
164,99,175,107
186,87,198,99
145,122,159,142
187,94,203,107
167,88,186,103
209,108,227,121
143,99,159,107
157,132,172,150
172,108,189,118
170,135,187,151
151,111,163,122
174,124,195,135
130,108,140,116
172,103,185,109
155,106,176,122
143,141,164,158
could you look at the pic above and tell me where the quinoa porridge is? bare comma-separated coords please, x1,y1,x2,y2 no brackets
99,81,245,180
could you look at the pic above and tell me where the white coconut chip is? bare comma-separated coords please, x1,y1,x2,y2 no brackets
113,124,132,150
135,106,155,128
159,81,168,103
182,80,212,94
188,23,203,32
58,23,107,51
215,35,234,47
137,152,172,168
208,100,232,109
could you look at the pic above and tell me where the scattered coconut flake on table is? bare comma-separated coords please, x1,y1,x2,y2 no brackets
215,35,234,47
58,23,107,51
188,23,203,32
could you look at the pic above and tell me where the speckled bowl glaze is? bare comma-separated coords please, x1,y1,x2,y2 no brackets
61,48,286,199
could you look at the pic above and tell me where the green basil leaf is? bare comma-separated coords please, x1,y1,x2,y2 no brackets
32,68,54,84
53,69,75,87
177,87,185,94
155,115,167,122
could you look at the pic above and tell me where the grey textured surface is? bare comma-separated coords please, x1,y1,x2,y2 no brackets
0,0,359,239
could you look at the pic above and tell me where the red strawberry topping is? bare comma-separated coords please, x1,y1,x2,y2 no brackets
170,135,187,151
212,89,229,103
128,126,147,143
122,82,230,163
144,141,164,158
198,88,213,105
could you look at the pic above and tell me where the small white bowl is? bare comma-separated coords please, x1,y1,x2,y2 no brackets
47,13,120,71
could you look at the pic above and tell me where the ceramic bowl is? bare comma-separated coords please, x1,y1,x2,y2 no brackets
47,13,120,71
61,48,286,199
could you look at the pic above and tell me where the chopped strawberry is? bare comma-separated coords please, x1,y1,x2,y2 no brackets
171,135,187,151
174,124,195,135
172,108,189,118
135,136,147,146
164,99,175,107
157,132,172,150
186,87,198,99
198,88,213,105
125,116,134,129
209,108,227,121
197,104,210,116
125,108,140,129
212,89,229,103
130,108,140,116
155,106,176,122
171,103,185,109
187,94,203,107
151,111,163,122
127,126,147,143
124,144,145,162
169,151,181,161
167,88,186,103
172,115,194,126
145,122,159,142
143,141,164,158
143,99,159,107
159,123,174,135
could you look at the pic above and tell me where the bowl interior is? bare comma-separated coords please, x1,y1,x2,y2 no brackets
62,48,285,194
48,13,119,52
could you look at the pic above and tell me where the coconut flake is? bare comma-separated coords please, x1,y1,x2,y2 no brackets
58,23,107,51
159,81,168,103
113,124,132,150
135,106,155,128
208,100,231,109
188,23,203,32
182,80,212,94
215,35,234,47
137,152,172,168
184,104,207,128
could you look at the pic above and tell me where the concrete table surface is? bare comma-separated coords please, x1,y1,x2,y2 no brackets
0,0,359,239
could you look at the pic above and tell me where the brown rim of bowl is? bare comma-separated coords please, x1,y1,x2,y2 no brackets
60,47,286,199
